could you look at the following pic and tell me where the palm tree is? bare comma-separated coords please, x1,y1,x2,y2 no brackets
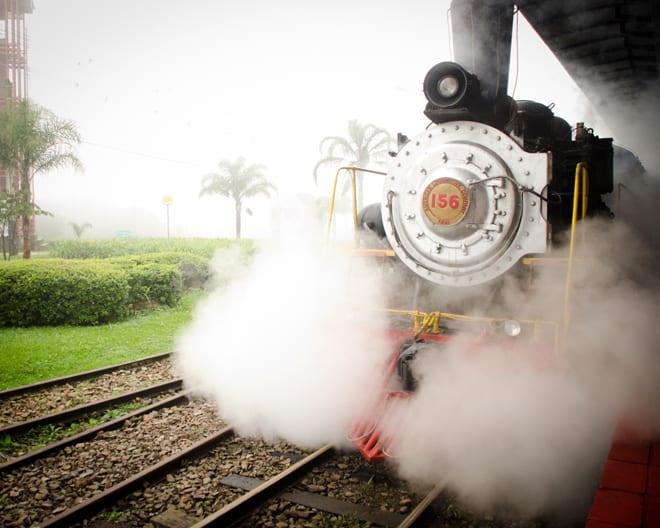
199,157,277,239
313,119,392,208
0,99,81,258
70,221,92,239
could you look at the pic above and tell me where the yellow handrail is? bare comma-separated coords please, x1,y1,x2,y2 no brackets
563,162,589,334
324,166,387,244
382,308,560,351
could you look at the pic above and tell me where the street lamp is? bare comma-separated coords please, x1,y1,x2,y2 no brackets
162,195,173,248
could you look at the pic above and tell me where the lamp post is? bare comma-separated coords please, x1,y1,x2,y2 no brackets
162,195,173,248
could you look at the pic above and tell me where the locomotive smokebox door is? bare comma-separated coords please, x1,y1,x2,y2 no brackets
383,121,549,286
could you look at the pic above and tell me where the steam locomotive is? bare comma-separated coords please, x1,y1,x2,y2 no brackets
358,60,614,288
335,61,619,460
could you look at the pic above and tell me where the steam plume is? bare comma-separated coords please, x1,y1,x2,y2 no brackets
386,216,660,518
174,197,392,448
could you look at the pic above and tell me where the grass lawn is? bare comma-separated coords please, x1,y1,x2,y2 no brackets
0,290,205,390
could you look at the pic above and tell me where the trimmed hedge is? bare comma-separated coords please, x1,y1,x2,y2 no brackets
109,252,209,289
1,240,258,327
0,260,130,326
0,255,196,327
109,259,183,308
48,238,257,259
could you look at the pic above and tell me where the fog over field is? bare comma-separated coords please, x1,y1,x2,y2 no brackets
29,0,615,240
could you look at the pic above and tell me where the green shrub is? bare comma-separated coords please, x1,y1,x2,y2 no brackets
109,252,209,289
0,260,129,327
0,239,259,327
0,255,192,326
48,238,256,259
115,261,183,308
46,240,125,259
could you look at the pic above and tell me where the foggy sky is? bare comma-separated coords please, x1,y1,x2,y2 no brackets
28,0,609,240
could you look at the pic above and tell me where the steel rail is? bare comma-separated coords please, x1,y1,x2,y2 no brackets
0,392,189,472
219,473,408,526
39,426,235,528
0,351,172,399
397,484,444,527
0,378,182,437
191,444,335,527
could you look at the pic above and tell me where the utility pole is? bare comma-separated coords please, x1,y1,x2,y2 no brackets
162,195,173,248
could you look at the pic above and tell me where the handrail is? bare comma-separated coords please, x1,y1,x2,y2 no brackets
324,165,387,243
616,181,630,216
382,308,560,351
563,162,589,334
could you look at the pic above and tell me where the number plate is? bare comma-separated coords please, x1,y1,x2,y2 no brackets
421,177,470,225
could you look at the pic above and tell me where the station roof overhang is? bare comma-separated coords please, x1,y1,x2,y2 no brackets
516,0,659,138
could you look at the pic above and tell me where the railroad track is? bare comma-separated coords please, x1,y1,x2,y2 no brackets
0,351,172,401
1,358,547,528
0,353,179,459
32,430,442,528
0,378,183,438
1,378,436,528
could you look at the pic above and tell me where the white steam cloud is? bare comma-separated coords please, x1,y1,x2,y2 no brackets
174,197,392,448
388,344,615,515
387,217,660,518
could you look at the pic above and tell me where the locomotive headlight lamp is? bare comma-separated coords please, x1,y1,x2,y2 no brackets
503,319,522,337
438,75,460,98
423,61,479,109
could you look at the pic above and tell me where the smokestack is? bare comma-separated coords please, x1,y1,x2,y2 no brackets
450,0,515,101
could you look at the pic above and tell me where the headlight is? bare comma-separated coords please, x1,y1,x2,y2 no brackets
422,61,478,109
438,75,460,98
503,319,522,337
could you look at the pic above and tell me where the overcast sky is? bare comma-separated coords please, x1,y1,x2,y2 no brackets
27,0,607,239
